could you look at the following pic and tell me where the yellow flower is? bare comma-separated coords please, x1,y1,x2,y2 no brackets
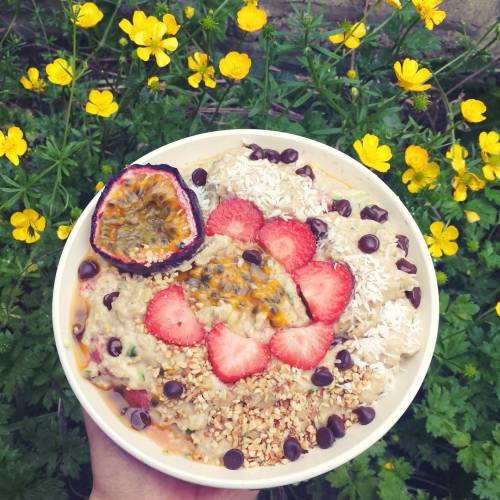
347,69,357,79
85,90,119,117
0,126,28,166
402,145,440,193
353,133,392,173
95,180,105,191
496,302,500,316
57,224,73,240
188,52,217,89
424,221,459,258
134,16,178,67
384,462,394,470
446,144,484,202
464,210,480,223
46,58,73,86
184,6,195,19
384,0,402,9
329,22,367,49
479,131,500,180
119,10,148,41
162,13,180,35
20,67,46,93
412,0,446,30
72,2,103,29
10,208,46,244
394,58,432,92
236,4,267,32
460,99,486,123
147,76,160,90
219,51,252,80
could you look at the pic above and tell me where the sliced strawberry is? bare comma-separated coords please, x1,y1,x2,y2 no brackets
207,323,270,383
206,198,264,242
123,389,150,410
270,322,333,369
257,218,316,272
145,284,205,346
293,260,354,323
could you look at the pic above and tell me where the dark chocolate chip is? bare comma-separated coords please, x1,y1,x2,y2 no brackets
396,234,409,256
327,414,346,438
72,323,85,342
311,366,334,387
336,349,354,371
280,148,299,164
163,380,184,399
316,427,335,449
295,165,315,180
263,149,281,163
242,249,262,265
130,409,151,430
358,234,380,254
103,291,120,310
331,199,352,217
360,205,388,223
78,259,100,280
396,258,417,274
283,436,302,461
191,168,208,186
249,148,264,160
306,218,328,241
223,448,244,470
354,406,376,425
107,337,122,357
405,287,421,308
331,336,348,347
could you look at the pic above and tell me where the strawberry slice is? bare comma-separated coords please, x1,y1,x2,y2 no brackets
207,323,271,383
145,284,205,346
270,322,333,369
257,218,316,272
206,198,264,242
123,389,150,410
293,261,354,323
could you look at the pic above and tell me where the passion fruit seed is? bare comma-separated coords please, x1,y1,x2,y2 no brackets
242,249,262,265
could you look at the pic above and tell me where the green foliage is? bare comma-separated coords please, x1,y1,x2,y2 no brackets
0,0,499,498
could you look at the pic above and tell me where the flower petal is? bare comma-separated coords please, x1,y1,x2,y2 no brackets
329,33,345,44
429,221,444,237
136,47,152,61
188,72,202,88
441,241,458,256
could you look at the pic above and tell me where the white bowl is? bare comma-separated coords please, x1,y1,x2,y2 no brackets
52,129,438,489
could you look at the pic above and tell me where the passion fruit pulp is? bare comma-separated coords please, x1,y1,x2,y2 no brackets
90,164,204,274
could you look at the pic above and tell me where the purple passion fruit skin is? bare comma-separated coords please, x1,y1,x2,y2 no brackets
90,164,204,275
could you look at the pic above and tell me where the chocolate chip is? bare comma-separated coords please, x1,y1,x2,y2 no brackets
78,259,100,280
283,436,302,461
358,234,380,254
163,380,184,399
331,199,352,217
360,205,388,223
396,258,417,274
311,366,333,387
405,287,421,308
280,148,299,164
327,414,346,438
306,218,328,241
191,168,208,186
295,165,315,180
396,234,409,256
263,149,280,163
223,448,244,469
354,406,376,425
247,143,261,152
242,249,262,265
331,336,348,347
72,323,85,342
316,427,335,449
130,409,151,430
107,337,122,357
249,148,264,160
103,291,120,310
336,349,353,371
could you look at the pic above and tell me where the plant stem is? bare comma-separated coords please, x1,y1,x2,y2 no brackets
62,13,78,149
209,81,234,127
432,75,455,143
263,34,272,120
392,15,419,54
0,4,19,48
188,88,207,135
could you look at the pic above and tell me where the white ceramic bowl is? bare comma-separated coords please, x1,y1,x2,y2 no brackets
53,129,438,489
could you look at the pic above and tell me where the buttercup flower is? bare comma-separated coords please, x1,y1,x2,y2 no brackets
85,90,119,117
384,0,402,9
347,69,357,79
72,2,103,29
424,221,459,258
147,76,160,90
95,180,105,191
57,224,73,240
10,208,46,244
394,58,432,92
353,134,392,173
446,144,484,202
479,131,500,180
412,0,446,30
184,6,195,19
163,13,180,35
119,10,148,41
384,462,394,470
237,2,267,32
219,52,252,80
460,99,487,123
134,16,178,67
46,58,73,86
188,52,216,89
496,302,500,316
20,67,46,93
0,126,28,166
464,210,480,223
402,145,440,193
329,22,366,49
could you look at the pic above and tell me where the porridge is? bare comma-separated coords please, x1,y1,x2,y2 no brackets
72,142,422,469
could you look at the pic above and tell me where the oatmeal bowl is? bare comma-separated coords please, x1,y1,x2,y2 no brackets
52,129,439,489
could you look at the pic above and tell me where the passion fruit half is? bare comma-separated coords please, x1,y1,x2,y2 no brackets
90,164,204,274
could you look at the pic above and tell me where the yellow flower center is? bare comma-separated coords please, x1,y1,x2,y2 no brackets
414,171,425,182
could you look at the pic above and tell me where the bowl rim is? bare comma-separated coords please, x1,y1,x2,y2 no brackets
52,128,439,489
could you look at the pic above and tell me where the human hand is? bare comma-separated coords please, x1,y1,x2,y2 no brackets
83,409,259,500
